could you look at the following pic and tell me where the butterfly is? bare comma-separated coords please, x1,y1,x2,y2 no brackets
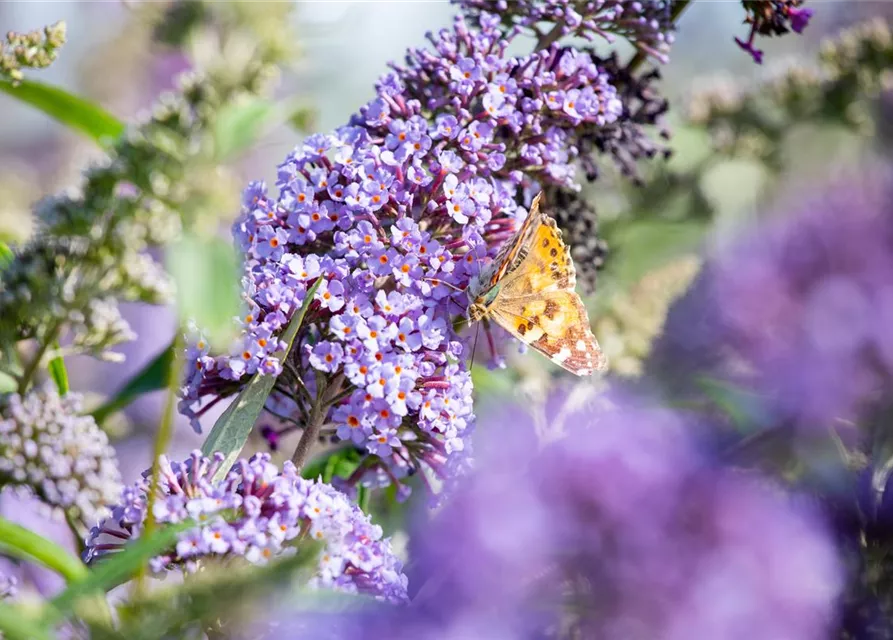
466,192,607,376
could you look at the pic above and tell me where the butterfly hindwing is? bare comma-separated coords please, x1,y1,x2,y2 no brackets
491,291,606,376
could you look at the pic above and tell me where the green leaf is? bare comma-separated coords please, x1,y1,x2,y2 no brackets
113,542,322,639
167,235,241,350
201,277,322,480
693,375,771,432
91,339,175,424
51,520,194,616
0,517,87,583
214,97,281,160
0,603,52,640
301,446,363,482
0,79,124,146
47,342,69,396
0,241,13,267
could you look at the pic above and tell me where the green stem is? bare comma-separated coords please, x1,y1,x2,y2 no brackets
17,322,60,395
291,373,345,471
535,22,566,52
64,509,87,557
625,0,693,74
136,333,183,590
0,516,87,582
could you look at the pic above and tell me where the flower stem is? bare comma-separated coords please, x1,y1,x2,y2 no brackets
17,322,60,395
625,0,694,74
291,373,344,471
535,22,565,51
136,333,183,592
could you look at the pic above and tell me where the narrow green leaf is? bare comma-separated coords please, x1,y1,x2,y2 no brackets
693,376,770,431
0,241,13,267
167,235,241,350
0,603,52,640
0,79,124,145
214,97,281,160
0,517,87,583
202,278,322,481
91,339,175,424
51,520,194,615
47,342,69,396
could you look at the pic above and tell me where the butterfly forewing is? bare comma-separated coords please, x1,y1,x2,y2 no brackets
497,213,576,298
488,192,544,288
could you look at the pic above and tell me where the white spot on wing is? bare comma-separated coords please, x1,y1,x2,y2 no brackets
553,347,571,363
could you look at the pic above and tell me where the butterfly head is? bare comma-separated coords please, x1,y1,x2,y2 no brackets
467,300,487,323
466,281,500,323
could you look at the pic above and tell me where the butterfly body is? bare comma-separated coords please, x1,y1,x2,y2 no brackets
466,193,607,376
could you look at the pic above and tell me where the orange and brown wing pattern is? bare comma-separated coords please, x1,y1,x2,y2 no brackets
497,211,576,298
491,290,606,376
488,192,545,287
484,193,606,376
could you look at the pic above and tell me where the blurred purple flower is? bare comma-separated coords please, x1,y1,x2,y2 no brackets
264,384,842,638
651,168,893,435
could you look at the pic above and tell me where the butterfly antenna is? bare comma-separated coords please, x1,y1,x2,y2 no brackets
427,277,464,293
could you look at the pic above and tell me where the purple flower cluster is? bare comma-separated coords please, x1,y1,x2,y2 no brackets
0,386,122,526
84,451,408,603
266,384,842,638
180,10,649,495
383,12,625,189
735,0,813,63
651,167,893,436
458,0,675,62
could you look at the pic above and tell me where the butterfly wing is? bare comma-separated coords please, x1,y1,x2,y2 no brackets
497,210,575,297
490,291,606,375
487,199,606,376
488,192,545,287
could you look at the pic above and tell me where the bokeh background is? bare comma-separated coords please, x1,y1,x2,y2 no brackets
1,0,891,602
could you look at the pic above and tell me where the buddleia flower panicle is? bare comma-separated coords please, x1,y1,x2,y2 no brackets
0,20,66,84
181,6,676,497
0,385,122,526
736,0,813,64
0,4,295,365
456,0,675,63
594,255,701,377
84,451,408,603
